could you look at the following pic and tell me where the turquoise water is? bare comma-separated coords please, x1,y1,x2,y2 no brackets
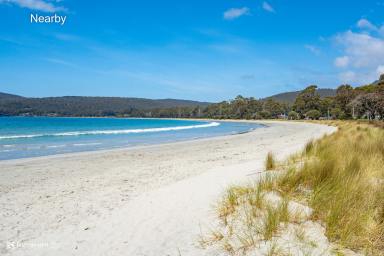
0,117,263,160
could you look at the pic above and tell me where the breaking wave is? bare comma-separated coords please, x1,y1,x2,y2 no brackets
0,122,220,140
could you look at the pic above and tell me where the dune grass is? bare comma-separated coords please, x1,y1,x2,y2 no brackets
262,204,283,240
280,121,384,254
203,121,384,255
265,152,276,170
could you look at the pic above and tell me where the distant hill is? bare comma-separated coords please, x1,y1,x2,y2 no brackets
0,87,339,117
0,93,210,117
0,92,24,100
265,88,336,104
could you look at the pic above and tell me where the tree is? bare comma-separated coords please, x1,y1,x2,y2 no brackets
288,111,300,120
354,93,379,120
305,109,321,120
379,73,384,85
263,99,284,118
293,85,321,117
319,97,334,119
375,99,384,120
335,84,355,118
374,77,384,119
247,98,263,119
330,108,345,119
258,111,271,119
231,95,248,119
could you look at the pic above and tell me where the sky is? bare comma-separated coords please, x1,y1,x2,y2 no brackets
0,0,384,102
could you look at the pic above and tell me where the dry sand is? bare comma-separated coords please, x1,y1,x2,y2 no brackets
0,121,336,256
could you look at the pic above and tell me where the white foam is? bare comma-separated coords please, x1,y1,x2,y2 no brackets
0,122,220,140
2,145,15,148
0,149,15,152
46,145,66,148
73,143,102,147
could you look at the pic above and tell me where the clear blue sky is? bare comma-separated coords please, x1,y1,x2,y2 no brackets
1,0,384,102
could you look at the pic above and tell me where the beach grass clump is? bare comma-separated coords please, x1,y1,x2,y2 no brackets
205,183,297,254
304,139,315,155
265,152,276,170
277,197,290,224
265,242,283,256
277,121,384,253
262,205,282,240
247,185,264,210
203,121,384,255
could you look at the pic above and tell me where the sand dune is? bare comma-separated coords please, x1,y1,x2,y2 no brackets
0,121,336,256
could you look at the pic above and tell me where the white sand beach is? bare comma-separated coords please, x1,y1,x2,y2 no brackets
0,121,336,256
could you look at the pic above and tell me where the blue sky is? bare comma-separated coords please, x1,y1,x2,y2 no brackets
0,0,384,102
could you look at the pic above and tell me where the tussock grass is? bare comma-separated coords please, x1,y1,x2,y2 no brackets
278,197,290,223
203,121,384,255
262,205,281,240
265,152,276,170
304,139,314,155
265,242,283,256
277,121,384,254
318,125,380,246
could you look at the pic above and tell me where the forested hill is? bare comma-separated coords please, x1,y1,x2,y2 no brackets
266,88,336,104
1,75,382,119
0,92,24,100
0,93,210,117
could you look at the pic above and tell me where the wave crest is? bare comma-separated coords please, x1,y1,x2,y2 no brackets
0,122,220,140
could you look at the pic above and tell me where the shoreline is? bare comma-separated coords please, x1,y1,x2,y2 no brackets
0,119,267,165
0,121,337,256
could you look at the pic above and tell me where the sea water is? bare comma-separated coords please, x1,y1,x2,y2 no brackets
0,117,263,160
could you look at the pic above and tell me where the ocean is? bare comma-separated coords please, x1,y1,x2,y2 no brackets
0,117,263,160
